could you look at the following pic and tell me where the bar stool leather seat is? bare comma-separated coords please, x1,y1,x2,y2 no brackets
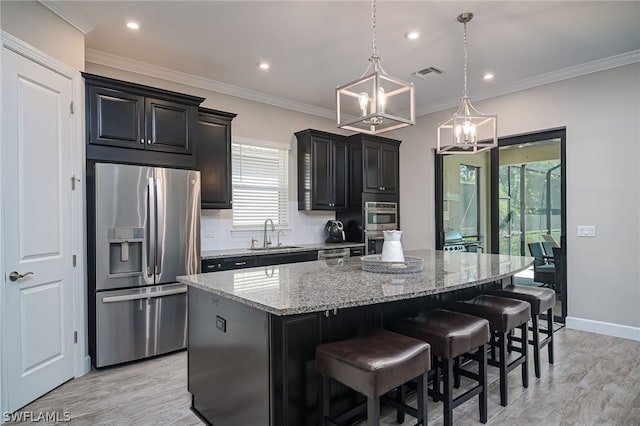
316,329,430,425
397,309,489,359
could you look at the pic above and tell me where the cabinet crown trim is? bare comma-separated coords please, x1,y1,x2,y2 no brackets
82,72,205,106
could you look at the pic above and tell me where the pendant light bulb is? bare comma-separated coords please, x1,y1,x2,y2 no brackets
359,92,370,116
377,87,386,113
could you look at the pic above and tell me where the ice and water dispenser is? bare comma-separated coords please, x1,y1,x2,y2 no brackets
107,227,144,277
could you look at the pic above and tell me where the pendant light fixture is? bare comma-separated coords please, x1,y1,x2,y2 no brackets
437,13,497,154
336,0,415,135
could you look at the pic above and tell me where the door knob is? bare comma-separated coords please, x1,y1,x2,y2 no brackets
9,271,33,282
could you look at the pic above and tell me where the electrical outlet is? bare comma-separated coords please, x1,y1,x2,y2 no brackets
577,225,596,237
204,226,215,238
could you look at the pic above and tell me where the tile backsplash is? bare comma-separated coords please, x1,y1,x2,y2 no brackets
201,202,335,251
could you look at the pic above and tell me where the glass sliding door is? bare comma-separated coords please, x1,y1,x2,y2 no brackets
491,129,566,322
436,152,491,253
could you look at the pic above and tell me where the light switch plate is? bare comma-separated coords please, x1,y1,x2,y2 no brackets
577,225,596,237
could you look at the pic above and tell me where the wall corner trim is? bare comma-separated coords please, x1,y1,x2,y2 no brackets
565,316,640,342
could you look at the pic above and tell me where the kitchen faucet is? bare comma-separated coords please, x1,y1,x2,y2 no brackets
263,218,275,248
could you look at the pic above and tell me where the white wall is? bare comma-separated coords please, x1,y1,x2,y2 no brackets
85,63,345,251
0,1,84,70
394,63,640,333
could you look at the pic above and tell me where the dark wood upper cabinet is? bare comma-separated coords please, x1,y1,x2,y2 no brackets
145,98,191,154
196,108,237,209
296,129,349,211
83,73,204,168
88,86,144,149
350,134,400,195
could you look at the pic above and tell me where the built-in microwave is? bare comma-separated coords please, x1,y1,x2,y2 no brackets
364,202,398,254
365,202,398,231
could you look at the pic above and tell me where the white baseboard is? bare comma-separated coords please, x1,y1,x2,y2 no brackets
82,355,92,376
565,316,640,341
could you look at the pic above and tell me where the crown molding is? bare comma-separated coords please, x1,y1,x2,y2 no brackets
2,31,77,76
417,49,640,116
85,49,336,120
38,1,94,34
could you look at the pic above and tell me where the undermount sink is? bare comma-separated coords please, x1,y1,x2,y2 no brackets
248,245,302,251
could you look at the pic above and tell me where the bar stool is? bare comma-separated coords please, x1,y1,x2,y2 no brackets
450,295,530,407
316,329,430,425
490,284,555,378
395,309,490,426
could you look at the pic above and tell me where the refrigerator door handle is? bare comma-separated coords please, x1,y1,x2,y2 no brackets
155,177,164,276
147,177,156,277
101,287,187,303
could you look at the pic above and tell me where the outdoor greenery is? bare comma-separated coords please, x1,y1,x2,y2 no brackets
499,160,561,256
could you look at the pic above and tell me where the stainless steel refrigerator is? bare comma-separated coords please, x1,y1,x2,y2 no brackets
89,163,200,367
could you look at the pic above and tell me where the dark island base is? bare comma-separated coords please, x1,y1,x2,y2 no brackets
188,279,506,425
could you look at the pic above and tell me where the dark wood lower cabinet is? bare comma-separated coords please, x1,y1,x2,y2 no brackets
188,281,501,425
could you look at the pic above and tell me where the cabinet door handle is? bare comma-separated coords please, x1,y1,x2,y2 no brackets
206,264,216,270
234,261,247,266
140,139,145,144
147,139,152,144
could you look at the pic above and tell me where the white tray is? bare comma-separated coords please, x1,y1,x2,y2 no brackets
360,255,424,274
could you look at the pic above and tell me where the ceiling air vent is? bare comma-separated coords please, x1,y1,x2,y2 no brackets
412,67,444,80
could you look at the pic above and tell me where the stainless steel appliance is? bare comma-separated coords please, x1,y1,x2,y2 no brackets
317,247,351,260
90,163,200,367
324,220,345,243
364,202,398,254
443,231,482,252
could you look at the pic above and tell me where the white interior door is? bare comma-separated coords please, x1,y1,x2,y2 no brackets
2,47,75,411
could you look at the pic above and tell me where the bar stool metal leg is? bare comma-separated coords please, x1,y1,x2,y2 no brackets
532,313,541,378
417,372,428,426
443,358,454,426
547,307,554,364
498,332,508,407
321,375,330,425
366,397,380,426
478,344,488,424
520,323,529,388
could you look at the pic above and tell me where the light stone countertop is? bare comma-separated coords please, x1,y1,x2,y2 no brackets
179,249,534,316
201,242,364,259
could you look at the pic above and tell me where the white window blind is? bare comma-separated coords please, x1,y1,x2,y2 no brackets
232,143,289,228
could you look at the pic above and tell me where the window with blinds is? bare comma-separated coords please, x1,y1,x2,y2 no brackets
232,143,289,228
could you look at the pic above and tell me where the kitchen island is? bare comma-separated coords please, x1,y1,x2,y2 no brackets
178,249,532,426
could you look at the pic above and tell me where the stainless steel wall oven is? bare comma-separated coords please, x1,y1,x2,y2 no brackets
364,201,398,254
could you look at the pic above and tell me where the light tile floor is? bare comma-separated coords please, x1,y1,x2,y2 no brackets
7,327,640,425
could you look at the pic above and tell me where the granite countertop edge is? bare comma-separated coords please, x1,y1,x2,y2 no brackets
201,242,365,260
179,255,533,316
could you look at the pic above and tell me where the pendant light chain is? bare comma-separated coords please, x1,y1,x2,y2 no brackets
371,0,377,58
463,21,468,97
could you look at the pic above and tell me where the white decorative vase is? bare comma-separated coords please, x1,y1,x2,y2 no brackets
381,230,405,262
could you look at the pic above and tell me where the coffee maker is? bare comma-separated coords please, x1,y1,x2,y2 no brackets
324,220,345,243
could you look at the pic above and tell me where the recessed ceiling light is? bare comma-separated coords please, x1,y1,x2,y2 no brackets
258,62,270,70
483,73,494,80
126,21,140,30
405,31,420,40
